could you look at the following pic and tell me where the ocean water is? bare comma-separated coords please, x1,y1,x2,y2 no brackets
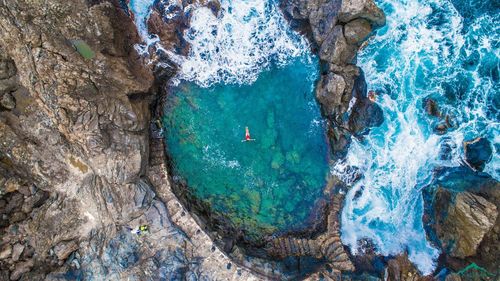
138,0,330,236
163,55,329,236
129,0,499,274
336,0,499,275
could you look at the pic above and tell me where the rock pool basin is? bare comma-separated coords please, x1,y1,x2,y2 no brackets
163,56,331,239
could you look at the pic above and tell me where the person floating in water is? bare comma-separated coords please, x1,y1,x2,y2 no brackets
242,126,255,142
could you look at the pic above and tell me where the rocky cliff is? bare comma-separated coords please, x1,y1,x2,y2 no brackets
0,0,267,280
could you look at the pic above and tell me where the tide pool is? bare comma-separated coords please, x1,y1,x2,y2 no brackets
338,0,499,275
163,56,330,237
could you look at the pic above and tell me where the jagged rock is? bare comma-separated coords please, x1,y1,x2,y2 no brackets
10,260,33,280
445,273,462,281
0,58,16,79
53,241,78,260
423,167,500,272
0,92,15,110
423,98,440,117
463,137,492,171
348,98,384,134
344,18,372,45
320,25,358,65
9,212,26,224
11,243,24,262
317,73,347,115
385,254,424,281
338,0,386,27
0,244,12,260
434,189,497,258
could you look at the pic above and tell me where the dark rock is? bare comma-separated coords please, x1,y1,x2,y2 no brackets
348,98,384,134
423,98,440,117
344,18,372,45
4,192,23,214
9,211,26,223
0,58,16,79
207,0,221,16
463,137,493,171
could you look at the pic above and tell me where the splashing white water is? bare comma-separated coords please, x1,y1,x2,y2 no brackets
177,0,309,87
338,0,499,275
129,0,309,87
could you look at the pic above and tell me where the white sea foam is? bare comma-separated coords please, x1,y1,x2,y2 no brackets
339,0,499,275
175,0,309,87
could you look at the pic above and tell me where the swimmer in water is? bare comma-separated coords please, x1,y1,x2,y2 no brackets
242,126,255,142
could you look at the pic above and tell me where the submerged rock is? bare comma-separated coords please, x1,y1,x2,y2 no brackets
463,137,493,171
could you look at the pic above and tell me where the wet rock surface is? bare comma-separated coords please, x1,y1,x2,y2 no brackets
463,137,493,172
281,0,385,158
423,166,500,275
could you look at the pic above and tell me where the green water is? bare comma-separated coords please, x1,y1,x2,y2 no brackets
163,56,330,237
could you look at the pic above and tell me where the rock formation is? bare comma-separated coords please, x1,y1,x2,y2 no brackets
423,166,500,275
266,193,354,276
463,137,493,172
0,0,266,280
281,0,386,157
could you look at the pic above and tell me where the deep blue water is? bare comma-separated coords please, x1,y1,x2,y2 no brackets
337,0,499,274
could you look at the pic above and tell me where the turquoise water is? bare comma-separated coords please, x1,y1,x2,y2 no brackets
338,0,499,274
163,56,330,235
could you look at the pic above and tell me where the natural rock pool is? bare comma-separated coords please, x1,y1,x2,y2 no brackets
163,55,330,237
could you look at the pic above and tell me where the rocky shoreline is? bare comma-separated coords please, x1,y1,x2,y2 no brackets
0,0,498,280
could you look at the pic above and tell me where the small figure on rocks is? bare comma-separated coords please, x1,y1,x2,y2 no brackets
130,225,149,236
368,90,377,102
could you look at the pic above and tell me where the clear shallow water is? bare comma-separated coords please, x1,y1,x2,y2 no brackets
163,56,329,236
337,0,499,275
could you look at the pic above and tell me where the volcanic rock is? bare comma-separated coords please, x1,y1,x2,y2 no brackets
463,137,493,171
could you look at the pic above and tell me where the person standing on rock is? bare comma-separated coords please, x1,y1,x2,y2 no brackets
368,90,377,102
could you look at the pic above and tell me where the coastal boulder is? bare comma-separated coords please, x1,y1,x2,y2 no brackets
339,0,386,27
432,188,497,258
344,18,372,45
463,137,492,171
385,254,425,281
320,25,357,65
316,73,346,115
348,97,384,134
